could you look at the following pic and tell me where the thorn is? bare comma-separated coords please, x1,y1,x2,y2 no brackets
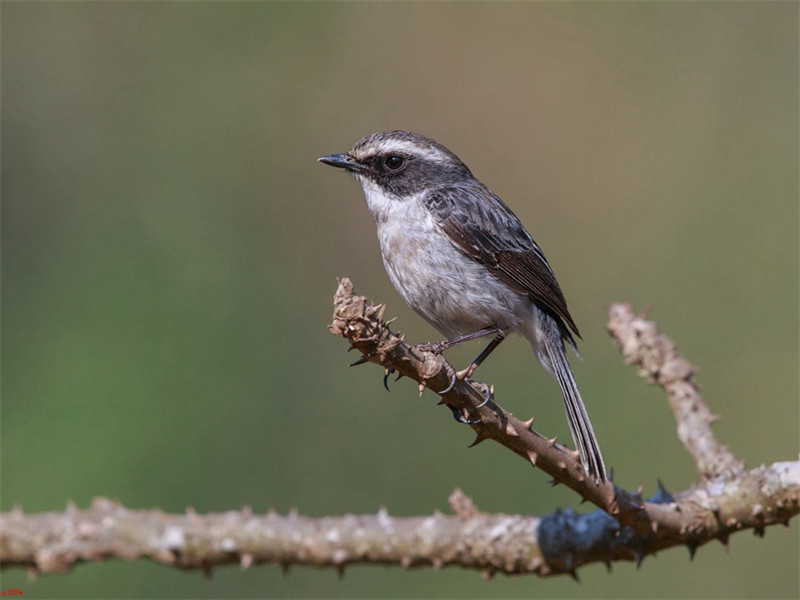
634,551,644,569
651,520,658,533
718,533,730,551
385,316,398,326
527,450,538,466
418,381,427,397
394,371,404,382
521,416,535,429
548,478,559,487
636,484,644,496
335,563,346,579
686,542,698,561
604,560,612,573
375,303,386,321
547,436,559,447
468,432,488,448
653,478,675,504
349,355,369,367
753,526,765,538
567,568,580,582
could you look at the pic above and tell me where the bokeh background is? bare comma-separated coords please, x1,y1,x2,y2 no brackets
2,2,797,598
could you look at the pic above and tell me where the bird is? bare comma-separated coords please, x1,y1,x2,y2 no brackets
318,130,607,484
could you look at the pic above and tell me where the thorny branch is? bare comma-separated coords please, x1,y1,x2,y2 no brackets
0,279,797,578
606,304,743,479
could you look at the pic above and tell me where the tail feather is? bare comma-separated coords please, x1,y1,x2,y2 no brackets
544,339,607,484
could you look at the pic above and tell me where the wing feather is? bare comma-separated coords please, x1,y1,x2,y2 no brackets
423,184,581,340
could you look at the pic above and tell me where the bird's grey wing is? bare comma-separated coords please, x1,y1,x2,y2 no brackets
423,184,581,340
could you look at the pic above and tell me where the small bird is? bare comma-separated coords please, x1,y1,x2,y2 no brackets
319,131,607,484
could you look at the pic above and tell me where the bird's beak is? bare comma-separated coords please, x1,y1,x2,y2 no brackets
318,153,365,172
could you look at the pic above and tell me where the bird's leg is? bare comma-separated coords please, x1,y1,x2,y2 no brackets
456,333,506,380
417,326,500,354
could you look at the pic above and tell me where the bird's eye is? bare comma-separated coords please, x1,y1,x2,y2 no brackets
383,155,405,171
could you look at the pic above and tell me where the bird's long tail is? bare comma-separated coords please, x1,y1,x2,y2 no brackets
543,338,607,484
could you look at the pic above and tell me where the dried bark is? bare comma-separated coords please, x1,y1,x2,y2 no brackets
1,279,797,577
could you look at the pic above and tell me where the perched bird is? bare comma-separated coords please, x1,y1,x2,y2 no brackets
319,131,606,484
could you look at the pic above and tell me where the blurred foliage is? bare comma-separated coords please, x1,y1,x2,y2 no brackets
2,2,797,598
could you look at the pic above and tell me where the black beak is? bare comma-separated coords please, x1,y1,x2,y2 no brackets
318,153,364,172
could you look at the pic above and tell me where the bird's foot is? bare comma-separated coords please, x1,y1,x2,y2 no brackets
441,381,493,425
446,404,481,425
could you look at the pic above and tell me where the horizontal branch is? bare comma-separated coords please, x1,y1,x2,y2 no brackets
1,280,796,578
2,460,797,577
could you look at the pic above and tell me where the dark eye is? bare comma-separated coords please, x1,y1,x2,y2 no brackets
383,155,405,171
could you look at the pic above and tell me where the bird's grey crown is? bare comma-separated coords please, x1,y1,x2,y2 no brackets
349,131,467,168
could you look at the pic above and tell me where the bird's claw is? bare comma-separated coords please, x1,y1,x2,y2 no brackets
443,381,491,425
446,404,481,425
438,372,457,395
475,384,493,409
383,367,395,391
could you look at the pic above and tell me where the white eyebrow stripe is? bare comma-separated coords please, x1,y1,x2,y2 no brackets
355,139,453,164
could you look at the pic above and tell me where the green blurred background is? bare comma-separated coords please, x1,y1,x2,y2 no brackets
2,2,797,598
